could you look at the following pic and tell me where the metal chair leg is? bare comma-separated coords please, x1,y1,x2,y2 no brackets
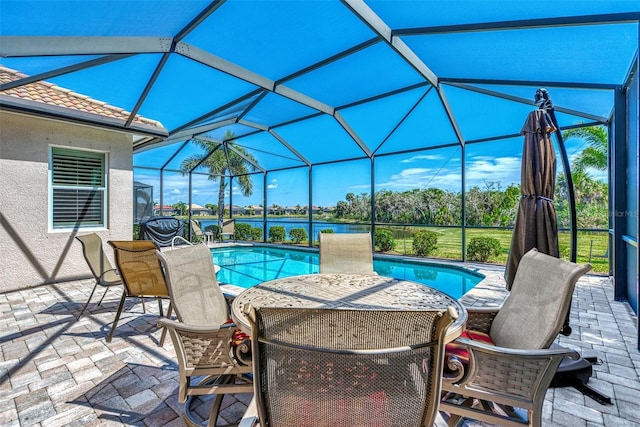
77,284,98,319
159,302,172,347
184,375,237,427
107,293,127,342
96,287,110,306
157,296,164,317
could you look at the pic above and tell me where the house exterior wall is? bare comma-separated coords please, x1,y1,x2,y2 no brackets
0,111,134,292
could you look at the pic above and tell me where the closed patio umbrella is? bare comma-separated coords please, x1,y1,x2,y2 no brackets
504,92,560,289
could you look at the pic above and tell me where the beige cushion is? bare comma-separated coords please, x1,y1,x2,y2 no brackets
490,248,591,349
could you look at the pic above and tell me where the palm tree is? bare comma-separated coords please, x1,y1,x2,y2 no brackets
173,201,187,216
180,131,258,224
562,126,607,172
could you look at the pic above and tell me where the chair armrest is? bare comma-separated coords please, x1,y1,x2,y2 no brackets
97,268,122,286
465,307,500,333
157,317,235,334
158,318,251,372
445,338,579,396
238,397,259,427
455,337,579,358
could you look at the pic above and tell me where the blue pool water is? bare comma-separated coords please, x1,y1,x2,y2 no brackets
212,245,484,299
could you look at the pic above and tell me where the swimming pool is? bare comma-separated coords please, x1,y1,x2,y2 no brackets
212,245,484,300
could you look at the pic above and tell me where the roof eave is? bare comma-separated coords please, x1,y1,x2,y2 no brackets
0,95,169,139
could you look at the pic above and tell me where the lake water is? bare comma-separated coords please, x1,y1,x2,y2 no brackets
212,245,483,299
200,218,368,237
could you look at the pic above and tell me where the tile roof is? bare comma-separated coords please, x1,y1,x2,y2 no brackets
0,65,164,130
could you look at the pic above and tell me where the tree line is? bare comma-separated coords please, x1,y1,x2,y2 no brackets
333,175,608,229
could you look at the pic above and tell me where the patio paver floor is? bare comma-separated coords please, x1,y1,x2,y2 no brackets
0,262,638,426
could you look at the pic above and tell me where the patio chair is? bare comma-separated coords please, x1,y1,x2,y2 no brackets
440,248,592,427
107,240,172,344
318,232,375,275
75,233,123,319
190,219,214,244
219,218,235,242
156,244,252,427
240,306,457,427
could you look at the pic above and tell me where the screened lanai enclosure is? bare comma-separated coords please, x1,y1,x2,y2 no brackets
1,1,638,319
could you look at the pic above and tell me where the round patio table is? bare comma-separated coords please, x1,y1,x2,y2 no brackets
231,273,467,343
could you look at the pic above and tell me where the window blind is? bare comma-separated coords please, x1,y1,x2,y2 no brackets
51,148,106,228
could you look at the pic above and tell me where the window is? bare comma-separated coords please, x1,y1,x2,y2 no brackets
50,147,107,229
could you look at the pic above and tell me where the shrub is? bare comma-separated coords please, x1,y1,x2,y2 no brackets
268,226,286,243
235,223,252,240
251,226,263,241
374,228,395,252
133,223,141,240
204,224,221,240
467,237,501,262
202,224,220,240
289,228,308,244
412,230,438,256
320,228,334,233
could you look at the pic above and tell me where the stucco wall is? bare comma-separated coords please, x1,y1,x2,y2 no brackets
0,111,134,292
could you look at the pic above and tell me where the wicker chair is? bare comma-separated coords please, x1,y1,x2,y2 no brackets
240,306,457,427
318,232,375,275
107,240,172,343
75,233,123,319
156,244,252,427
440,249,592,427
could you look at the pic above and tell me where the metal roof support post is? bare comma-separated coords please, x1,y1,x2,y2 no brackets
188,172,193,241
461,144,466,262
612,87,629,303
606,119,614,279
308,165,313,247
371,156,376,249
262,172,268,243
229,175,233,220
159,169,164,216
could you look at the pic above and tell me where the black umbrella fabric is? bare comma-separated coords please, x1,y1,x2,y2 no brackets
504,109,560,289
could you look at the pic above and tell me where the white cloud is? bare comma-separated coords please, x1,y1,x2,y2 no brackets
401,154,444,163
465,156,521,188
373,155,522,193
377,167,461,191
267,178,278,189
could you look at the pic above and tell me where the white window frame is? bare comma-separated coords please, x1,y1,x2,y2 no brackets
49,146,109,232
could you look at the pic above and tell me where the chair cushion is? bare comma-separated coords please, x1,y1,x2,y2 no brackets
445,329,495,366
225,318,250,346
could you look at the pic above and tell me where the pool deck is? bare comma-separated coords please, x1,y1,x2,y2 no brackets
0,255,638,426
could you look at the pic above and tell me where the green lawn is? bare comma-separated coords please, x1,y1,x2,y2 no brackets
381,226,609,274
185,216,610,274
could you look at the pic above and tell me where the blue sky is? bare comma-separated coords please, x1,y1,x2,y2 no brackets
134,130,602,208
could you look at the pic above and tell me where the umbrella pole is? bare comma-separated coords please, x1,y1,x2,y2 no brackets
535,89,578,335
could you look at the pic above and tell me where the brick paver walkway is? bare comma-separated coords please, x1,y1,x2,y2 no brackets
0,263,638,426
